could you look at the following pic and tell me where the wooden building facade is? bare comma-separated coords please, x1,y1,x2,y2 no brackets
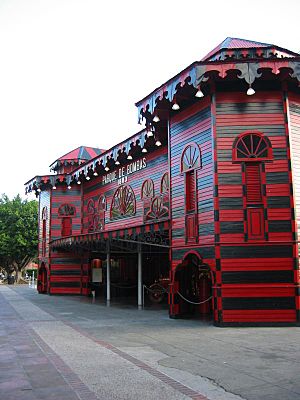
26,38,300,326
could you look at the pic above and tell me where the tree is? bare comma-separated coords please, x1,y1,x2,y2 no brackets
0,194,38,282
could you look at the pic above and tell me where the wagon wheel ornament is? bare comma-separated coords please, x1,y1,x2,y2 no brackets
111,185,136,218
93,215,104,231
181,144,201,172
87,199,95,215
98,195,106,212
146,196,169,221
141,179,154,199
161,172,169,194
236,134,269,159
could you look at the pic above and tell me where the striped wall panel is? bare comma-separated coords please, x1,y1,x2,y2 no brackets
169,99,215,254
288,93,300,320
50,186,82,240
82,148,168,233
289,96,300,241
215,91,296,324
49,188,82,294
38,190,50,267
49,252,82,295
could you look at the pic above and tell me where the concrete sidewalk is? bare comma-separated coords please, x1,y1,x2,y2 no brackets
1,285,299,399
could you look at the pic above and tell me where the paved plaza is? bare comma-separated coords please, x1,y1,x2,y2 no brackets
0,285,299,400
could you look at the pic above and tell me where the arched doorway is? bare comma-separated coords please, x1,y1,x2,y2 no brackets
38,263,48,294
174,252,213,319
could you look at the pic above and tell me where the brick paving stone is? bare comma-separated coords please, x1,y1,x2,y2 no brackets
0,289,91,400
0,389,38,400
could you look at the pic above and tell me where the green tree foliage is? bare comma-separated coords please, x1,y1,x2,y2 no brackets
0,194,38,281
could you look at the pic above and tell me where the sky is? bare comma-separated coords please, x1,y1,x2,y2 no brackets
0,0,299,200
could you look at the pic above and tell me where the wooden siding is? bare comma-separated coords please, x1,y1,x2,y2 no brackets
49,186,82,294
289,94,300,243
50,186,82,240
49,252,83,295
169,99,215,259
82,147,168,233
215,91,296,324
288,93,300,322
47,148,168,295
38,190,51,265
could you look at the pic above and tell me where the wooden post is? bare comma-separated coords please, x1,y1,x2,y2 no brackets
138,243,142,309
106,242,111,305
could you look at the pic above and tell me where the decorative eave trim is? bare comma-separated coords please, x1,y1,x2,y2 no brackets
135,58,300,121
49,220,170,250
24,174,65,194
49,159,87,171
25,127,166,194
68,128,156,181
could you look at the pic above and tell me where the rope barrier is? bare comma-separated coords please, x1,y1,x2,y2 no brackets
177,292,213,305
143,285,212,305
143,284,169,294
110,283,137,289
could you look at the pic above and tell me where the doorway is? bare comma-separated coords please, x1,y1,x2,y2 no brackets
38,263,48,294
174,253,212,319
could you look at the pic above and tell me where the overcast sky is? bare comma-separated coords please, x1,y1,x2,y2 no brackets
0,0,299,200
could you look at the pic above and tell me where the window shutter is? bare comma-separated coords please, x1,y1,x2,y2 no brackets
42,220,46,239
186,214,198,243
245,164,262,203
62,217,72,237
186,171,196,212
185,170,198,243
247,208,265,240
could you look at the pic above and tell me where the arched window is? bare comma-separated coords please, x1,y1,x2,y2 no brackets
42,207,48,220
233,131,273,240
58,203,75,237
111,185,136,219
181,143,201,173
145,196,169,221
87,197,105,232
87,199,95,232
97,195,106,231
181,144,201,243
160,172,170,207
58,204,76,216
41,207,47,239
141,179,154,200
41,207,47,256
160,172,169,194
98,195,107,212
87,199,95,214
233,131,272,162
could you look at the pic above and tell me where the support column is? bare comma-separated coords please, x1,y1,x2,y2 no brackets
138,243,142,309
106,243,111,305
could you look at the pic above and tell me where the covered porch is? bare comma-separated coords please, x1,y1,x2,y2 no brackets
49,221,170,309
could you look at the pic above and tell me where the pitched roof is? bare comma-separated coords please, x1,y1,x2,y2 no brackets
201,37,297,61
49,146,105,170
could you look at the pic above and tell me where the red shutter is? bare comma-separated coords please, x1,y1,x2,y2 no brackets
185,170,198,242
186,171,196,212
247,208,265,240
186,214,197,243
245,164,262,203
42,220,46,239
62,217,72,237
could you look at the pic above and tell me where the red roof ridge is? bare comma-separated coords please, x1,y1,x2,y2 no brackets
201,37,297,61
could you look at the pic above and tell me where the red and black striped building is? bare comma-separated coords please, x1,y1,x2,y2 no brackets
26,38,300,326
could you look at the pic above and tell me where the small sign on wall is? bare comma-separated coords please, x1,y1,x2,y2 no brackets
92,268,103,283
102,157,147,186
